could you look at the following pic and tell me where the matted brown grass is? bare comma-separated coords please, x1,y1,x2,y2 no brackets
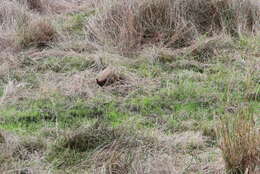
87,0,260,54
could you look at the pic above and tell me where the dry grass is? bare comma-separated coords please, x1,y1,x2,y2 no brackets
24,0,44,12
17,0,76,14
0,1,30,51
0,0,76,52
62,125,216,174
0,35,13,52
16,17,57,48
48,122,160,173
0,1,29,27
62,123,120,152
87,0,260,54
0,131,46,173
0,0,259,173
217,107,260,174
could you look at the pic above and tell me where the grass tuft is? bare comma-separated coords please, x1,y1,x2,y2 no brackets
87,0,259,54
16,17,57,49
62,122,119,152
217,107,260,174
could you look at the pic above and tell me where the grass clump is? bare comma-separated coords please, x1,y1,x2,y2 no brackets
16,18,57,49
17,0,74,14
23,0,44,12
217,107,260,174
62,122,119,152
12,137,46,160
0,131,48,173
88,0,259,54
48,122,156,172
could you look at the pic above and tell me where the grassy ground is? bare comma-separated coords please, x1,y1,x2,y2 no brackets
0,0,259,173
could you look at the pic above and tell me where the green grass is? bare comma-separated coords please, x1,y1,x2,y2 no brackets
37,56,94,73
0,96,93,133
131,62,171,78
1,48,259,137
19,55,94,73
61,10,95,36
0,86,3,97
0,94,132,134
0,52,259,173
